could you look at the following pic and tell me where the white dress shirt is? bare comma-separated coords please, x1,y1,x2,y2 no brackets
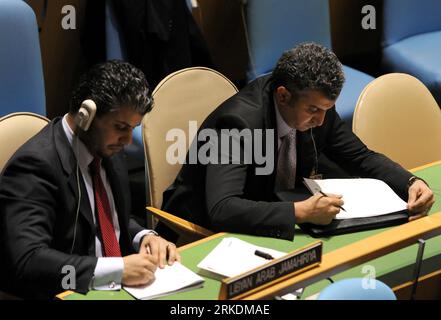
62,115,153,290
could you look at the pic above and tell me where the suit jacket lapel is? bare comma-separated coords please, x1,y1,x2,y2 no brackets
262,81,279,196
53,119,96,233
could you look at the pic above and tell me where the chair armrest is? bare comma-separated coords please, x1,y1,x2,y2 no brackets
146,207,214,242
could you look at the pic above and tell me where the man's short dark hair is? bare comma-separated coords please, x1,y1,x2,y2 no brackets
69,60,153,117
271,42,345,100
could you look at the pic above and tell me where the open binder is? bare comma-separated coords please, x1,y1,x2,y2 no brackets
277,178,410,237
298,211,409,237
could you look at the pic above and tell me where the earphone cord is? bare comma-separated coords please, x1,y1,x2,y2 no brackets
70,133,82,255
310,128,319,176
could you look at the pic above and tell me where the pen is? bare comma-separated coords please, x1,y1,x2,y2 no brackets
255,250,274,260
318,191,346,212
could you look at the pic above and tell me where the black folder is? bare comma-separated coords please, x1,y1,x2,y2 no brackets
276,189,409,237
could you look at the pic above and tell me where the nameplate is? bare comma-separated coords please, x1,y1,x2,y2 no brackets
218,241,322,300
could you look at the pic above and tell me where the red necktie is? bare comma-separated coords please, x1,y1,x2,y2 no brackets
89,158,121,257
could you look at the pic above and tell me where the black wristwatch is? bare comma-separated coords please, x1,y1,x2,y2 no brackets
407,176,428,190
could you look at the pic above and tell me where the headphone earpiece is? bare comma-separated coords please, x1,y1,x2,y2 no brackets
75,99,97,131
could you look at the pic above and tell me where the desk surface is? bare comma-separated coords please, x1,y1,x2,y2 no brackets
61,160,441,300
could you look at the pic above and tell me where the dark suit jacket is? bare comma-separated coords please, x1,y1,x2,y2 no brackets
0,118,144,299
109,0,213,87
162,75,413,240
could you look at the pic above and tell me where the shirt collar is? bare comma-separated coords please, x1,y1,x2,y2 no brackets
62,114,95,169
273,95,295,139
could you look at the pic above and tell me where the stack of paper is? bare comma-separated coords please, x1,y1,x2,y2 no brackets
124,261,204,300
197,237,286,280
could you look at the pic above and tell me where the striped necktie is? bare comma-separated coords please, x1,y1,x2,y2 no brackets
275,129,297,191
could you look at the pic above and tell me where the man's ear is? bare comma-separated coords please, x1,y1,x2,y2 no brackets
275,86,292,107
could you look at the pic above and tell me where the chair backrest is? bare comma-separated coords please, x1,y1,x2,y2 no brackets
142,67,238,208
0,0,45,117
243,0,331,80
353,73,441,169
318,278,396,300
0,112,49,172
383,0,441,47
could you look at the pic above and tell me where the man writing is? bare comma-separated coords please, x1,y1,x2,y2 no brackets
162,43,434,240
0,60,179,299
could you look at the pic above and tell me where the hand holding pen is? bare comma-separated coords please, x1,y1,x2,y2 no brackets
318,191,346,212
294,191,346,225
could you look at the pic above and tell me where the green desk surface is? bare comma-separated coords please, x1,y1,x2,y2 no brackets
63,162,441,300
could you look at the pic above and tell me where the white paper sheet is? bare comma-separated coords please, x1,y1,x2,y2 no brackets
304,178,407,220
124,261,204,300
197,237,286,279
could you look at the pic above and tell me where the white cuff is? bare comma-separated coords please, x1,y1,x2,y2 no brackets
91,257,124,291
133,229,158,252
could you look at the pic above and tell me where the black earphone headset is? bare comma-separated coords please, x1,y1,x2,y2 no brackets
70,100,97,254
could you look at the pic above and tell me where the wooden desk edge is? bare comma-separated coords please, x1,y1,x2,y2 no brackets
56,290,75,300
245,211,441,299
410,160,441,172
